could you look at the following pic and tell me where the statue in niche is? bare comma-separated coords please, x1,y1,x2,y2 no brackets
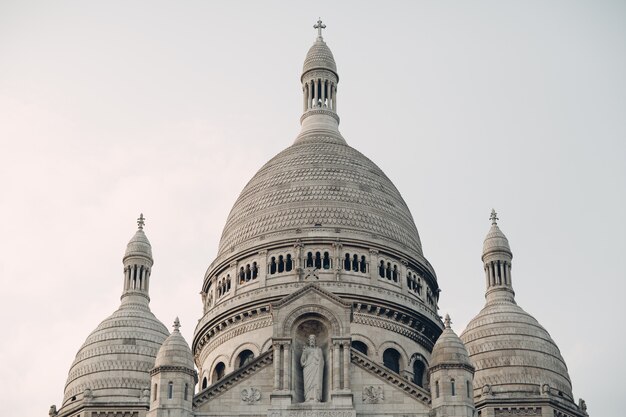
300,334,324,402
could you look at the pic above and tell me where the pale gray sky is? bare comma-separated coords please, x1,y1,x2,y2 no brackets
1,2,624,417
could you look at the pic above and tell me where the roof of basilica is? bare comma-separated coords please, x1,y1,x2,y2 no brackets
217,133,424,258
430,315,473,369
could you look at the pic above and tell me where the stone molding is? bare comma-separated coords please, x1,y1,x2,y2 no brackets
196,315,273,361
494,407,542,416
150,365,198,380
350,349,430,406
193,349,273,408
353,313,436,350
428,362,475,375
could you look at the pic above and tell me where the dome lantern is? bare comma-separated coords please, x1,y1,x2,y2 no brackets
300,18,340,134
122,213,153,304
482,209,515,304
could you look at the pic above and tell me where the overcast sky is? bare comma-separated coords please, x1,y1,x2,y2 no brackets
1,2,624,417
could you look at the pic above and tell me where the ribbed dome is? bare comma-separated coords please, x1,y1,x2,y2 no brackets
154,319,194,370
431,315,473,369
62,297,169,406
460,301,573,400
302,39,337,76
217,134,423,257
124,228,152,261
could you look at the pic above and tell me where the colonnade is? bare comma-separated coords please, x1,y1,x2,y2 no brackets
484,260,511,287
303,78,337,112
124,264,150,291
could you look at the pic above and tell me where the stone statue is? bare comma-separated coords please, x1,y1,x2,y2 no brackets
300,334,324,402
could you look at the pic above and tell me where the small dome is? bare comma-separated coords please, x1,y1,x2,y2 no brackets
431,315,473,369
461,301,573,400
482,210,511,258
124,228,152,261
154,318,194,370
303,39,337,76
62,298,169,406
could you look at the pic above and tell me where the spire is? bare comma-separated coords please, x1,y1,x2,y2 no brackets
299,19,341,136
121,214,154,303
482,210,515,303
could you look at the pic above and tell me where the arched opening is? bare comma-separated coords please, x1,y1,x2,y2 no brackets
270,257,277,274
314,252,322,269
286,254,293,271
360,256,367,273
306,252,314,268
236,349,255,369
278,255,285,273
153,383,158,401
413,360,425,387
323,252,331,269
351,340,368,355
344,254,351,270
184,383,189,401
383,348,401,373
212,362,225,383
167,381,173,399
379,261,385,277
201,377,208,390
451,378,456,396
436,380,440,398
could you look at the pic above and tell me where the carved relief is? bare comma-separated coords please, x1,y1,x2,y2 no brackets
241,387,261,404
362,385,384,403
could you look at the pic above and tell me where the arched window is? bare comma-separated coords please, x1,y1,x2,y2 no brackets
379,261,385,277
286,254,293,271
323,252,331,269
167,381,173,399
184,383,189,401
451,378,456,396
239,267,245,283
382,348,401,373
352,254,358,271
278,255,285,273
386,262,392,279
466,380,471,398
360,256,367,273
237,349,255,369
436,380,440,398
344,254,351,270
306,252,314,268
314,252,322,269
252,262,258,278
153,383,158,401
245,264,251,281
392,265,398,282
270,257,277,274
413,359,425,387
351,341,368,355
212,362,226,382
201,377,208,390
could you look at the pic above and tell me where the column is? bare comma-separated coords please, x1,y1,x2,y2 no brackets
273,342,281,390
321,79,326,107
312,80,318,107
284,342,291,391
303,85,307,112
498,261,504,285
332,84,337,111
484,264,490,288
342,341,350,390
333,341,340,390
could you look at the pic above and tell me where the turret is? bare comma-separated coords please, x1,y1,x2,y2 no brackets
121,213,153,305
299,18,341,135
482,209,515,304
148,318,197,417
428,315,475,417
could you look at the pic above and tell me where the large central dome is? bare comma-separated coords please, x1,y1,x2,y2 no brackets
217,134,423,258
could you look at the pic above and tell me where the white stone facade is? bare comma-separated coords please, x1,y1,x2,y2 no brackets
51,23,588,417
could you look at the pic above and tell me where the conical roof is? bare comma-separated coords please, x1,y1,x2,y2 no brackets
154,318,194,370
124,214,152,261
303,38,337,76
482,209,511,258
431,315,473,369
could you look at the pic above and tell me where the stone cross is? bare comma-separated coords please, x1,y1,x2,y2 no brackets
137,213,146,229
173,317,181,332
314,18,326,38
444,314,452,328
489,209,499,225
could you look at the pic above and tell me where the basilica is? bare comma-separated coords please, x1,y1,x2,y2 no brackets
51,22,588,417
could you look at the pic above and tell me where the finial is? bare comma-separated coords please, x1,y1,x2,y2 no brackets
173,317,181,332
137,213,145,230
489,209,499,226
444,314,451,329
314,18,326,39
